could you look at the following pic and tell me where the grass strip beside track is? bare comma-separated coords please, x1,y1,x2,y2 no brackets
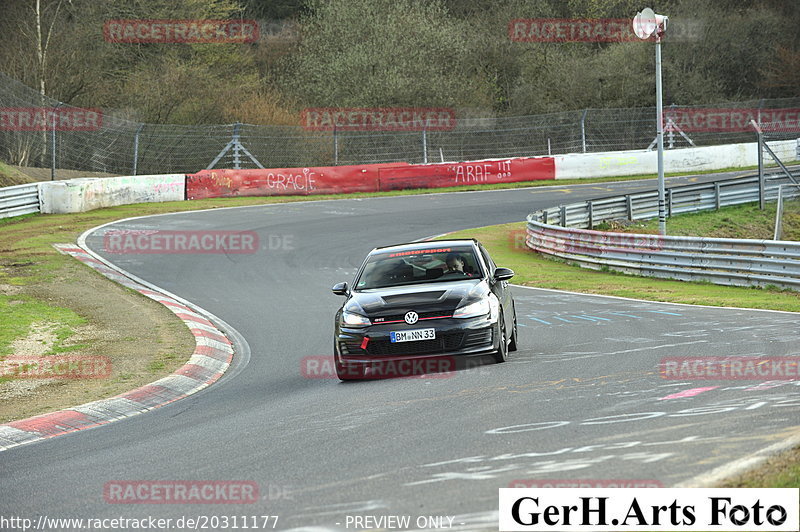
598,200,800,241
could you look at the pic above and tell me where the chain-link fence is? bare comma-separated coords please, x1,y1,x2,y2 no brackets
1,71,798,176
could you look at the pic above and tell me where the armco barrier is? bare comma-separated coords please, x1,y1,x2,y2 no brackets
186,157,555,199
39,174,185,214
0,182,40,218
526,172,800,290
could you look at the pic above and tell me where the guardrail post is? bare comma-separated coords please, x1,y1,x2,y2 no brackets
667,189,673,217
422,127,428,164
626,195,633,221
560,205,567,227
774,185,784,240
714,182,721,210
587,201,594,230
542,210,548,224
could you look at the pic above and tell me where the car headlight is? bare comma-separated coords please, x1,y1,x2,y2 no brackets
453,294,499,320
341,310,371,327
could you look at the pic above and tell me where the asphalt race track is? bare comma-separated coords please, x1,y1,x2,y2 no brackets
2,172,799,531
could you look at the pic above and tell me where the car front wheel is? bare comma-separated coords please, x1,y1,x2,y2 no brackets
493,313,509,364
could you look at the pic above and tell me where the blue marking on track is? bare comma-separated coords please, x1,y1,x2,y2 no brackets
607,311,641,318
570,315,599,322
527,317,552,325
553,316,577,323
645,310,683,316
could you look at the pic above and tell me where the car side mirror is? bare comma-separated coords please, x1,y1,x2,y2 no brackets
331,282,349,296
493,267,515,282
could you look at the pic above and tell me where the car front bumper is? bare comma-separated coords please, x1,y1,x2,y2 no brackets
335,316,498,364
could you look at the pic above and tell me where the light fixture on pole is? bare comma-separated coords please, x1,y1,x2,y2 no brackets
633,8,669,236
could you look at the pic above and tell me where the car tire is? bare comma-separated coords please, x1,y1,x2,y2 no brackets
493,313,509,364
508,308,518,352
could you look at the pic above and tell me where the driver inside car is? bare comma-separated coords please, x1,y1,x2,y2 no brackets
444,253,472,276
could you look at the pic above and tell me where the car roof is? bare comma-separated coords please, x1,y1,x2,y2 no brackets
370,239,479,254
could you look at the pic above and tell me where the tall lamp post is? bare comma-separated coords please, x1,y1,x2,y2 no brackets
634,8,669,236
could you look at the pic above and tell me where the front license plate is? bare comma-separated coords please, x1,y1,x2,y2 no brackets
390,328,436,343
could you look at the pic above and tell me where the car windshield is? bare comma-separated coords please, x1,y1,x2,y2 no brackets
355,246,482,290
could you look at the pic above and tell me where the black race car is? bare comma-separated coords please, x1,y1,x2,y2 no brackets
331,239,517,380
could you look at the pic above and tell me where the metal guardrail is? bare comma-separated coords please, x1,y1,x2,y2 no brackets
526,172,800,290
0,183,40,219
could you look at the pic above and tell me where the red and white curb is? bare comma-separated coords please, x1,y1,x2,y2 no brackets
0,244,234,451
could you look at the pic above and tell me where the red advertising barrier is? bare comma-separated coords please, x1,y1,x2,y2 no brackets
377,157,554,190
185,157,554,199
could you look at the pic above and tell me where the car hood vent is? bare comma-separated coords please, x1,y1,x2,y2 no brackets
381,291,446,304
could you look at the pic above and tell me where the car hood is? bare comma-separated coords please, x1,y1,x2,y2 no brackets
344,279,486,317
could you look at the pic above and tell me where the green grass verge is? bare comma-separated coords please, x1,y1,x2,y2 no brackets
605,200,800,241
0,294,86,357
0,293,87,384
438,222,800,312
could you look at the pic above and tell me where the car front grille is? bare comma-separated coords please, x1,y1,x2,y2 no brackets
372,310,452,324
367,332,465,356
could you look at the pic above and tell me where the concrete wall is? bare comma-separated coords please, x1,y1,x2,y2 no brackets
554,139,798,180
40,174,184,214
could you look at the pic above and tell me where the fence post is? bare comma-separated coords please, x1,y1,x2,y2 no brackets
560,205,567,227
132,123,144,176
587,201,593,230
232,122,242,170
774,185,784,240
580,109,588,153
333,125,338,166
422,127,428,163
714,182,721,210
50,103,62,181
625,195,633,220
756,126,765,210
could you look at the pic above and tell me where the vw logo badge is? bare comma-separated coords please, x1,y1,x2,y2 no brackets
404,311,419,325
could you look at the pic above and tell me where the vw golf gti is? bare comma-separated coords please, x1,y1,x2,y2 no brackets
331,239,517,380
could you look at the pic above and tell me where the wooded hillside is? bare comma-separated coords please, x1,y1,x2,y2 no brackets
0,0,797,125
